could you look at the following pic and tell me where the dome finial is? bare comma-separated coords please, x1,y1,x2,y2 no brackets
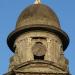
34,0,41,4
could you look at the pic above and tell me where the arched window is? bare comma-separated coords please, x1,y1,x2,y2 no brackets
32,42,46,60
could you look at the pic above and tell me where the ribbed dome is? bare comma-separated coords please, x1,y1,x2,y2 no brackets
16,4,60,29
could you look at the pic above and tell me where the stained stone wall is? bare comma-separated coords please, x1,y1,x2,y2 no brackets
8,31,68,73
14,31,62,62
16,73,69,75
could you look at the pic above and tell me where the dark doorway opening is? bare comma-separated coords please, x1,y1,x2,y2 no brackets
34,55,44,60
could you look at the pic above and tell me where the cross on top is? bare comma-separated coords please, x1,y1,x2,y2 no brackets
34,0,41,4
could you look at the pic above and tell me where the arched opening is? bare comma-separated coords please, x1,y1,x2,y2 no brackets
32,42,46,60
34,55,44,60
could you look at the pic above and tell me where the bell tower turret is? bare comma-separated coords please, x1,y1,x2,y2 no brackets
5,1,70,75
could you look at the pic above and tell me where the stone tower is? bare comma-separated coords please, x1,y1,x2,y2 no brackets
5,0,70,75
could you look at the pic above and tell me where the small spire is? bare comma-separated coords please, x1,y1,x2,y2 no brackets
34,0,41,4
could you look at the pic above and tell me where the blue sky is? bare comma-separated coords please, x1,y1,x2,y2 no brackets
0,0,75,75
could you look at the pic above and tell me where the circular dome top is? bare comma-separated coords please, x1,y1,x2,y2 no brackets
16,4,60,29
7,4,69,52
